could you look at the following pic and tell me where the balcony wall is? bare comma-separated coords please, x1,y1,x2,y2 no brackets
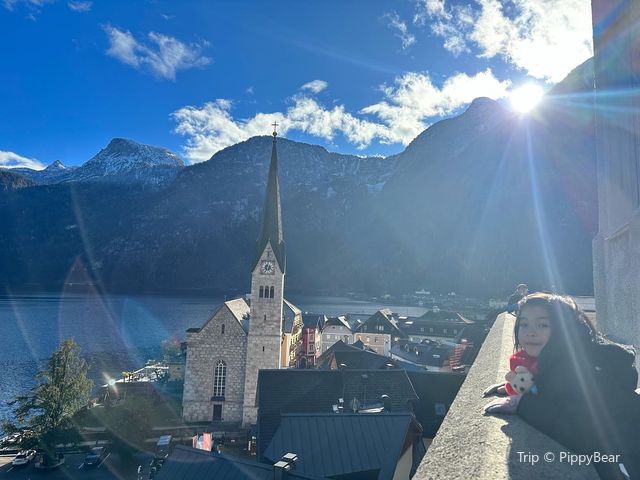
414,313,598,480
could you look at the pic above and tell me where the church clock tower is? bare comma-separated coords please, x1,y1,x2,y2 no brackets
242,126,286,426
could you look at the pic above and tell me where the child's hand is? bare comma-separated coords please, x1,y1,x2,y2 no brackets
483,395,521,414
482,382,507,397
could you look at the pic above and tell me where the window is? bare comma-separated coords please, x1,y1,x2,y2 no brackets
443,328,448,334
264,314,266,322
429,327,434,333
221,324,225,335
213,361,226,398
262,346,265,352
377,325,384,332
453,329,457,334
270,286,275,298
420,327,425,332
259,286,264,298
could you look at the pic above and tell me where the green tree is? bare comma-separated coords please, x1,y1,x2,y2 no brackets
6,339,93,449
161,338,182,363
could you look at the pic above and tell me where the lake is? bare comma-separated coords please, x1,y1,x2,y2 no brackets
0,291,428,426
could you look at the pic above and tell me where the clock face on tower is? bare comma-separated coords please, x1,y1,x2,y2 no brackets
260,261,275,275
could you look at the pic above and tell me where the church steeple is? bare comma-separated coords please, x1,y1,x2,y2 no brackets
251,125,285,273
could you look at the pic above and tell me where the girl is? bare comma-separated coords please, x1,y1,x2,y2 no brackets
484,293,640,479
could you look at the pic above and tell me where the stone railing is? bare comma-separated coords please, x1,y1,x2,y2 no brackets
414,313,599,480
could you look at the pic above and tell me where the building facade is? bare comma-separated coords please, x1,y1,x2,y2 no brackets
318,316,352,354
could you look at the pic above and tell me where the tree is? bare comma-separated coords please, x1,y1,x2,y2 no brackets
161,338,182,363
6,339,93,449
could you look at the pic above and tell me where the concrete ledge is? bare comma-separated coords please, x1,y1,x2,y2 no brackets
414,313,599,480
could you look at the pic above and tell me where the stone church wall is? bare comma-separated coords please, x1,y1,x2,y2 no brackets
182,304,248,423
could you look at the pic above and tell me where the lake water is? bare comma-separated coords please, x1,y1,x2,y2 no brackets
0,292,428,426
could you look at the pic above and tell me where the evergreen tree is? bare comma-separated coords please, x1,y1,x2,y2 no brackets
7,339,92,448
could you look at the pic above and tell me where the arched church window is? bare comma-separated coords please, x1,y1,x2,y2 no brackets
221,324,225,335
214,361,226,398
270,286,275,298
263,314,266,322
259,286,264,298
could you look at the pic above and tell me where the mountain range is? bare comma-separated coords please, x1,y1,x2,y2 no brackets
0,59,597,297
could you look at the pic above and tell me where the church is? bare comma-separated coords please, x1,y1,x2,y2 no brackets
182,128,302,427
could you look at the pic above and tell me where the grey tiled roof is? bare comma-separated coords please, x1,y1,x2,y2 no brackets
226,298,251,333
301,313,326,328
156,445,321,480
256,369,418,460
323,315,351,330
264,413,420,479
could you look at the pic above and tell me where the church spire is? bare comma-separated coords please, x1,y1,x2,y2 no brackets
252,124,285,273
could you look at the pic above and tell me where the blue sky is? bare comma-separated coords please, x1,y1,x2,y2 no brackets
0,0,593,168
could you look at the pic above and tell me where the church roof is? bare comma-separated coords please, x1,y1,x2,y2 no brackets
251,134,285,273
226,297,251,333
186,297,250,335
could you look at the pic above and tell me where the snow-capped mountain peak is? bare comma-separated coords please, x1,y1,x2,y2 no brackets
46,160,66,171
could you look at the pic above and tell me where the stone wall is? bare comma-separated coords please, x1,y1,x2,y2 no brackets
592,0,640,359
182,304,248,423
243,242,285,426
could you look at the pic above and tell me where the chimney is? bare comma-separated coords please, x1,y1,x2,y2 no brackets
381,394,392,412
274,453,298,480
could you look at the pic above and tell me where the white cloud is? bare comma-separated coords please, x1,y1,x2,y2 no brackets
172,69,510,162
67,0,91,12
384,12,416,49
414,0,593,82
103,25,211,80
0,151,45,170
300,80,328,94
362,68,510,143
2,0,52,12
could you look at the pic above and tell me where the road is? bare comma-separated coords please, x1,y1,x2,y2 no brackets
0,452,153,479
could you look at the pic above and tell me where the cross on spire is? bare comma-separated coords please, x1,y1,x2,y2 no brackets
272,122,279,137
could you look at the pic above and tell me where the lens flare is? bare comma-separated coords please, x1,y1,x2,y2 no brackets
510,83,544,113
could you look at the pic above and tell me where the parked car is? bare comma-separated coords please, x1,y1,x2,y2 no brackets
83,446,108,467
0,432,21,448
12,450,36,466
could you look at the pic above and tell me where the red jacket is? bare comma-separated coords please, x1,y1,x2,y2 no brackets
505,349,538,396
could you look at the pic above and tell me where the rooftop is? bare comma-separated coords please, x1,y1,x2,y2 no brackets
156,445,321,480
264,412,422,480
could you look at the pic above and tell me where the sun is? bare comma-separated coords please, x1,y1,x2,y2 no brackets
509,83,545,113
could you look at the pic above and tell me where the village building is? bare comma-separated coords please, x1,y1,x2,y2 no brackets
182,129,301,426
352,309,402,355
296,314,326,368
397,311,473,343
317,315,352,354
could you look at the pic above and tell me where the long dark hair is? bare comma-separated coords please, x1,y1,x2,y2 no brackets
514,293,603,366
